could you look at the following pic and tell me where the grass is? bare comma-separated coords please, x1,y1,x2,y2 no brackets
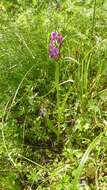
0,0,107,189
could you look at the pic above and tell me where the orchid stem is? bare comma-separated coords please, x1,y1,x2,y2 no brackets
55,61,60,143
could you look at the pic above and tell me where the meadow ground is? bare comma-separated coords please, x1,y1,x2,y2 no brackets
0,0,107,189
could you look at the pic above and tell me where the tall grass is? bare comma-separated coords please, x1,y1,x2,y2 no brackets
72,132,104,190
0,0,107,189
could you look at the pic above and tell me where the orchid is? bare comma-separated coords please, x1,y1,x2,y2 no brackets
49,32,64,59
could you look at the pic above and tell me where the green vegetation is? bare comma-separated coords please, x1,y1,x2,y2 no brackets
0,0,107,189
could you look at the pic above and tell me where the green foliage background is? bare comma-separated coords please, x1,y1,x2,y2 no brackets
0,0,107,189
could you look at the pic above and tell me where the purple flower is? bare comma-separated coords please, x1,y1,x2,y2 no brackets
49,44,60,59
57,33,64,47
49,32,64,59
50,32,57,41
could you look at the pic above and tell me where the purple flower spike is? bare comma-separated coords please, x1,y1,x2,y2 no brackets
49,32,64,59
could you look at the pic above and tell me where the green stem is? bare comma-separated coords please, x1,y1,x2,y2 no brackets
55,61,60,143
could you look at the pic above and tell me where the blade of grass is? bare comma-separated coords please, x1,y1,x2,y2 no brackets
92,0,97,37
